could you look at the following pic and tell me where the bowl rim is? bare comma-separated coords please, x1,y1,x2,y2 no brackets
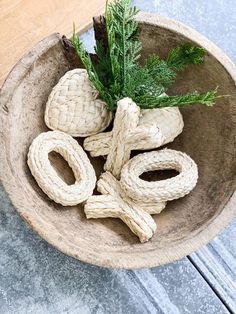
0,12,236,269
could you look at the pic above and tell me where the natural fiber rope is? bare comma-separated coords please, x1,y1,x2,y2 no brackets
120,149,198,203
27,131,96,206
44,69,112,137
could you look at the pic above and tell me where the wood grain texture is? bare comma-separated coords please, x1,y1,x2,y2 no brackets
190,247,236,313
0,0,106,85
189,216,236,313
0,13,236,269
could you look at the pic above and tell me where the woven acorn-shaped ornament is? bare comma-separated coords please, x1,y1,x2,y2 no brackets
44,69,112,137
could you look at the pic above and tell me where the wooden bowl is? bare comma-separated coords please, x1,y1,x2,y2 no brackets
1,12,236,269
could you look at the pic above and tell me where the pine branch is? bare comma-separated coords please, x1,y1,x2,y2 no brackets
92,15,114,87
135,88,219,109
124,65,165,99
106,0,141,95
72,29,115,110
71,1,221,112
143,54,176,88
94,41,113,87
143,43,207,90
167,43,206,70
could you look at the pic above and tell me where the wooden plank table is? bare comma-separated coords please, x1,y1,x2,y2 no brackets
0,0,235,313
0,0,106,85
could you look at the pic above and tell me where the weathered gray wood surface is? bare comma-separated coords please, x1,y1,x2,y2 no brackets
0,0,236,313
190,217,236,313
0,186,230,313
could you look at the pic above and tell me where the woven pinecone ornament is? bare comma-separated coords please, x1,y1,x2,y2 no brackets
45,69,112,137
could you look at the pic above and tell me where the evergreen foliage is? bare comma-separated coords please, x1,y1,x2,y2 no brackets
72,0,219,112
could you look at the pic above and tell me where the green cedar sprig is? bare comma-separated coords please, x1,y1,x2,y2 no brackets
143,43,206,89
72,26,115,109
106,0,141,92
72,0,220,112
135,87,219,109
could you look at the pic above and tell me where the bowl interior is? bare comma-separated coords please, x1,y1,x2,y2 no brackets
1,15,236,268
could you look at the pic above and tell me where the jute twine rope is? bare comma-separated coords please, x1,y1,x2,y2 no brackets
27,131,96,206
44,69,112,137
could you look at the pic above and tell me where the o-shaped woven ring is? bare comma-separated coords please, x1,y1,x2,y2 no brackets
120,149,198,203
28,131,96,206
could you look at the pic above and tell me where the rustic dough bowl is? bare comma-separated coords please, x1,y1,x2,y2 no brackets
0,13,236,269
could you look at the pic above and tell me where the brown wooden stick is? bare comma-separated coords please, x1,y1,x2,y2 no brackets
93,15,108,49
62,14,107,69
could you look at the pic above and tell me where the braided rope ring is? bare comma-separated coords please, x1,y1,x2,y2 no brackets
120,149,198,203
27,131,96,206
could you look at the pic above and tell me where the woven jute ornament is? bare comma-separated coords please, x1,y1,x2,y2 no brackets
84,171,158,243
120,149,198,203
84,149,198,242
84,97,184,178
44,69,112,137
27,131,96,206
